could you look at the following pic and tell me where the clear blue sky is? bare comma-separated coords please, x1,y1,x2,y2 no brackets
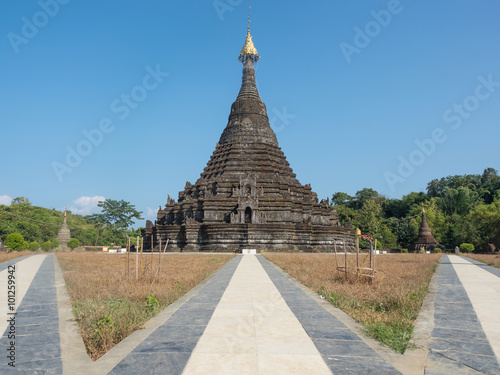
1,1,499,225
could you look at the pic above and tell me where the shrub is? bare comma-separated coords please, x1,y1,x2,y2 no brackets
359,239,369,248
460,243,475,253
433,248,442,253
4,233,26,251
401,249,408,253
42,241,52,251
51,238,60,249
67,238,80,250
375,239,383,250
28,241,40,251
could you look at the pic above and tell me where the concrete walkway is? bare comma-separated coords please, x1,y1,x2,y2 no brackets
0,254,63,374
1,253,500,374
182,254,332,374
425,255,500,374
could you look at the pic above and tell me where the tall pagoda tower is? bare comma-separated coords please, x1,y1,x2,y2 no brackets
409,209,441,253
142,25,355,252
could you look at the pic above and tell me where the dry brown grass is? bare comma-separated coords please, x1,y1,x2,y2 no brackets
462,253,500,268
263,253,441,353
0,251,36,263
56,252,235,360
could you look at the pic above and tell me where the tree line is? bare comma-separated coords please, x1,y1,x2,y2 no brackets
0,198,143,251
331,168,500,251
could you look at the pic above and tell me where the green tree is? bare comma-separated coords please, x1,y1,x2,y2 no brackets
353,188,381,210
358,199,382,235
436,186,481,216
460,243,475,253
387,217,417,248
91,199,144,230
5,233,27,251
331,192,352,206
479,168,500,204
11,197,31,206
67,238,80,250
441,213,473,249
28,241,40,251
378,224,398,249
333,205,356,226
469,199,500,248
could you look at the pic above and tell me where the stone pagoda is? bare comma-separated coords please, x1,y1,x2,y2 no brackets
142,26,355,252
57,209,71,251
409,209,441,253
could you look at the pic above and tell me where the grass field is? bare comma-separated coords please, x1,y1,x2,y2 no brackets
263,253,441,354
462,253,500,268
56,252,235,360
0,250,35,263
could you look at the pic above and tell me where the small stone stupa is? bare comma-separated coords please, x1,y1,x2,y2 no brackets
57,209,71,251
409,209,441,253
141,22,355,252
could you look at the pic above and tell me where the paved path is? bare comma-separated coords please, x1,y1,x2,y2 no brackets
425,255,500,374
0,253,499,374
0,254,62,374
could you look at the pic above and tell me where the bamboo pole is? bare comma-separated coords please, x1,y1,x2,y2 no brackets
127,237,130,278
141,237,144,274
159,237,162,274
369,238,373,269
136,236,139,281
152,239,169,285
373,238,377,279
356,235,360,279
333,240,338,271
344,241,347,281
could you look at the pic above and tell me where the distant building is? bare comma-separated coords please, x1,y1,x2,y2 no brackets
409,209,442,253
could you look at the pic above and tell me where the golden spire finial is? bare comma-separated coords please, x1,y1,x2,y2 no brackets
238,1,260,64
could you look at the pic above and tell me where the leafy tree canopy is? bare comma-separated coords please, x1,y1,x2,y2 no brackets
11,197,31,206
89,199,144,230
4,233,27,251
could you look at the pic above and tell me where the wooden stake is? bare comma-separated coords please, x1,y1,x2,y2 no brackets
159,237,162,274
141,237,144,275
356,235,360,279
344,241,347,281
333,240,338,271
151,234,154,276
127,237,130,278
136,236,139,281
152,239,169,284
369,239,372,269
